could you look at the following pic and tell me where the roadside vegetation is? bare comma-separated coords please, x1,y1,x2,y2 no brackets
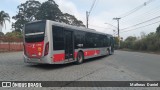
119,25,160,52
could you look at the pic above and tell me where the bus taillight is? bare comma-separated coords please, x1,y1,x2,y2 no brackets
44,42,49,56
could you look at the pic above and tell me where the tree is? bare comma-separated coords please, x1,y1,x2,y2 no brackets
140,32,146,39
0,32,4,36
36,0,62,21
125,36,137,42
113,37,119,49
13,0,85,32
123,36,137,49
36,0,85,27
0,11,10,32
12,0,41,32
114,37,119,45
62,13,85,27
156,25,160,34
5,31,22,38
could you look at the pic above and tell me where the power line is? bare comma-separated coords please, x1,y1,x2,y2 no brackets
119,0,156,18
89,0,97,16
120,0,156,18
121,15,160,30
89,24,116,30
104,22,117,29
121,20,160,33
111,0,156,48
121,4,160,24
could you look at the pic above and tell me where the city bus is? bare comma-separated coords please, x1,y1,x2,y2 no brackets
23,20,114,64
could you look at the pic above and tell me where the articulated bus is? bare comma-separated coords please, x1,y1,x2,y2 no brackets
23,20,114,64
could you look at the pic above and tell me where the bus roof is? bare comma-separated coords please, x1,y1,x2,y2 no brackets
27,20,113,37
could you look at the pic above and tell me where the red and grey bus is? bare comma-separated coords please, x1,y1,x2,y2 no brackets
23,20,114,64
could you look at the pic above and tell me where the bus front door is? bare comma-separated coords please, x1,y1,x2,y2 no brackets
64,30,74,60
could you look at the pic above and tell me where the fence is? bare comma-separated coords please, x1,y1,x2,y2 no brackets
0,42,23,52
0,36,23,52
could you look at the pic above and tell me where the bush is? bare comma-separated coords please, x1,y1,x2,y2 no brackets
0,31,23,42
121,32,160,52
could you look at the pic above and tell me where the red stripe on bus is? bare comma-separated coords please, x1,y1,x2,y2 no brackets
84,50,100,56
53,53,65,62
96,50,100,54
75,50,100,58
53,50,100,62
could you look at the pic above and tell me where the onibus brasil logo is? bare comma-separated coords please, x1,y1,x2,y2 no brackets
2,82,42,87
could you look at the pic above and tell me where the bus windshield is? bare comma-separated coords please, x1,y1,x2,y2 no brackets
24,21,46,43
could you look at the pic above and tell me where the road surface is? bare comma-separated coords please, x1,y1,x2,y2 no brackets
110,50,160,80
0,50,159,90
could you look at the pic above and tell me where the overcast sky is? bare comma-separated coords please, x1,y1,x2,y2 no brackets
0,0,160,39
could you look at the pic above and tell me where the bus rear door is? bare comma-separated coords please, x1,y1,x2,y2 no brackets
64,30,74,61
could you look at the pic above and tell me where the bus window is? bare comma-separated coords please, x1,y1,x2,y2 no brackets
52,26,64,50
85,32,95,48
25,21,46,43
74,31,85,49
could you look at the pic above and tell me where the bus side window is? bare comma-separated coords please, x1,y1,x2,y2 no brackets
74,31,85,49
106,36,109,47
52,26,64,50
94,34,98,48
85,32,95,48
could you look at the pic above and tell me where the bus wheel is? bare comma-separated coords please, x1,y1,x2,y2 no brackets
76,52,84,64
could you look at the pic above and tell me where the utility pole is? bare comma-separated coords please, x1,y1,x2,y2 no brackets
113,17,121,48
86,11,89,28
86,0,97,28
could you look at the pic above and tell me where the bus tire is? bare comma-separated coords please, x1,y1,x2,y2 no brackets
76,51,84,64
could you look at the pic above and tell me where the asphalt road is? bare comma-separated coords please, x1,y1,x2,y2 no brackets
0,50,160,90
110,50,160,80
0,50,146,81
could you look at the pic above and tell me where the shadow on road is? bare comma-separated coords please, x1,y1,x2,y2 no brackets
26,55,110,70
84,55,108,63
26,63,75,70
